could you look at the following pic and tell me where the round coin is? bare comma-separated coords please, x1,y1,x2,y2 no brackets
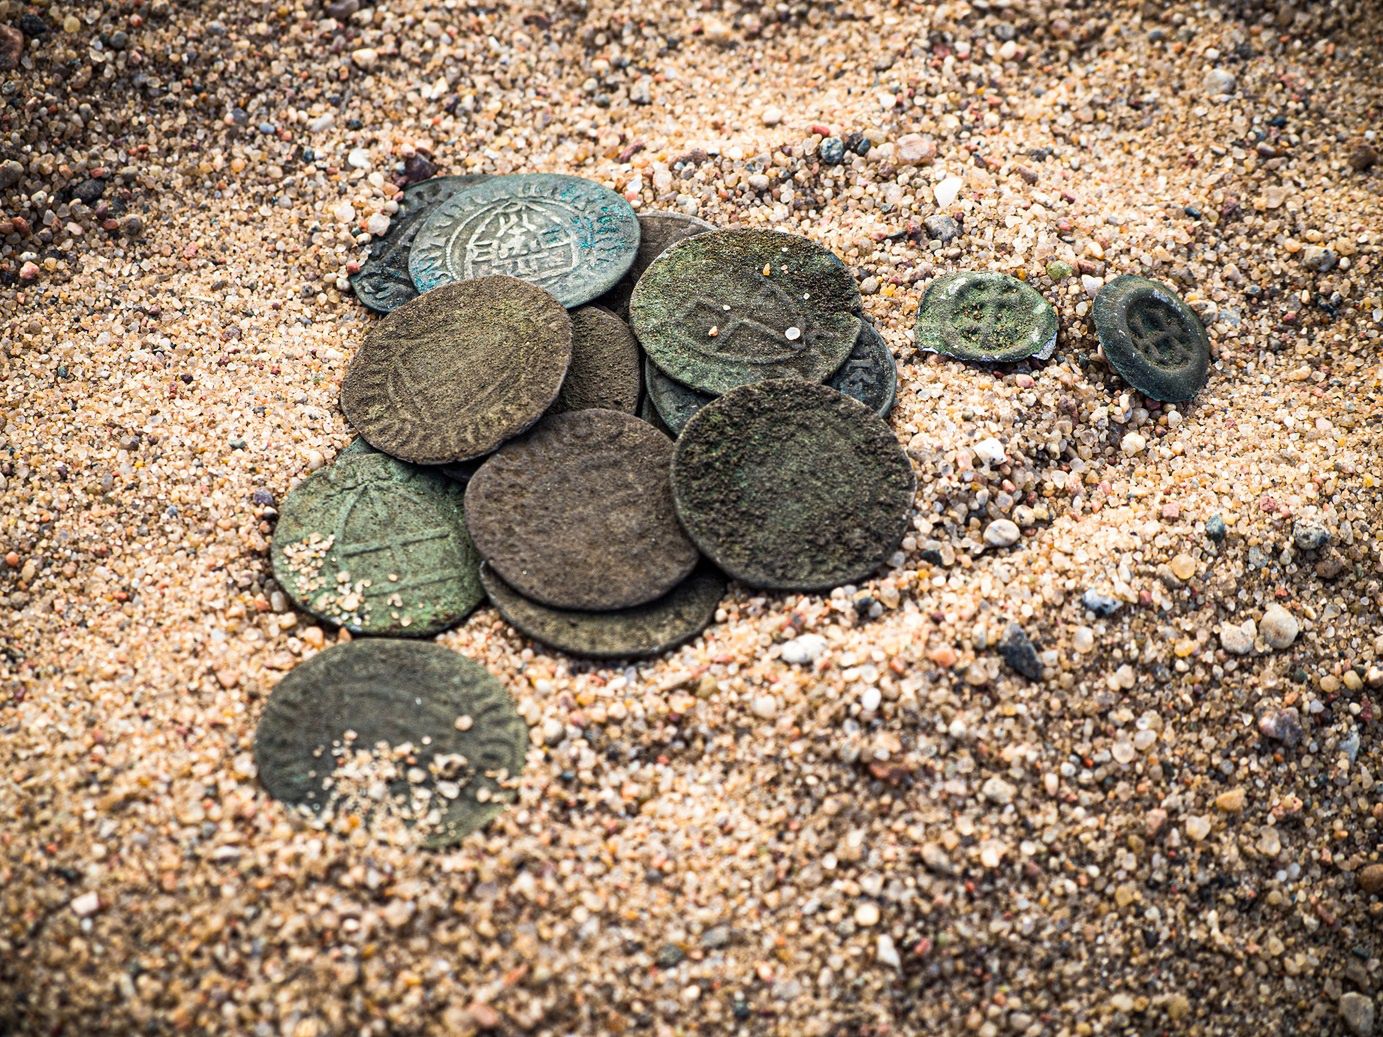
1092,274,1209,402
340,276,572,464
480,563,724,660
671,381,915,591
914,271,1058,364
550,306,642,415
271,440,483,636
644,355,713,437
630,228,862,395
465,409,699,610
408,173,640,308
595,210,716,317
254,639,527,847
348,174,490,314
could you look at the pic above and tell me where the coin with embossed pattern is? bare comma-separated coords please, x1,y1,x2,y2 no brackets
631,228,861,395
595,210,716,317
1093,275,1209,402
465,409,699,610
254,639,527,847
550,306,642,415
409,173,640,308
914,271,1058,364
341,276,572,464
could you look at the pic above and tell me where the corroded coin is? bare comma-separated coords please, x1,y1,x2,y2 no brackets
271,440,483,636
595,210,716,316
409,173,640,308
1093,274,1209,402
480,563,724,660
671,381,915,591
644,356,713,437
340,277,572,464
630,228,862,395
465,409,699,610
349,174,490,314
253,639,527,848
550,306,642,415
914,271,1058,364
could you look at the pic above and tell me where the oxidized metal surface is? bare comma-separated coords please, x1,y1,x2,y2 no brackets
914,271,1058,364
671,381,915,591
595,210,716,317
550,306,642,415
340,277,572,464
408,173,640,308
1093,275,1209,403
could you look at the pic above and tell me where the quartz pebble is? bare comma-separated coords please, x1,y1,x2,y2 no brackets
1340,993,1375,1037
780,633,826,665
983,519,1021,548
1219,620,1254,656
1259,604,1299,650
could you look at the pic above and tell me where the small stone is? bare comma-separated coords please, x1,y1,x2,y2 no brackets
1046,260,1074,281
1214,788,1246,813
1185,815,1211,841
1219,621,1254,656
1358,864,1383,895
1203,67,1237,96
981,775,1016,805
401,154,437,184
973,437,1006,465
1169,553,1197,581
895,134,936,165
1205,514,1227,542
876,934,900,969
854,902,880,927
780,633,826,665
72,179,105,205
1351,145,1379,172
1301,246,1338,274
1259,604,1299,650
63,14,81,33
999,623,1043,681
933,176,963,208
365,213,390,237
18,261,39,281
347,147,372,170
983,519,1021,548
923,214,960,242
1082,590,1121,617
1340,992,1375,1037
71,892,101,917
760,105,783,126
750,694,778,719
819,138,846,165
1120,431,1147,456
0,25,23,71
332,200,357,224
121,215,145,239
1257,707,1303,747
350,47,378,69
1291,518,1330,551
0,159,23,190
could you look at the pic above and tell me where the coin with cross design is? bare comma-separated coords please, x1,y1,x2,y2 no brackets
1093,275,1209,402
914,271,1058,364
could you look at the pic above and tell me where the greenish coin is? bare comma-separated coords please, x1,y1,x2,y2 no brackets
595,210,716,317
1092,274,1209,402
914,271,1058,364
550,306,642,415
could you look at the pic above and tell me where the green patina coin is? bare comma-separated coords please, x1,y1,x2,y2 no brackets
644,356,713,438
271,440,483,636
550,306,642,415
630,228,861,395
348,174,490,314
1093,274,1209,402
465,409,699,611
253,639,527,848
480,563,724,660
595,210,716,317
914,271,1058,364
341,276,572,464
671,381,915,591
408,173,640,308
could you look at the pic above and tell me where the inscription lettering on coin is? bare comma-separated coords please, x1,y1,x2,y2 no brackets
1092,274,1209,403
914,271,1058,364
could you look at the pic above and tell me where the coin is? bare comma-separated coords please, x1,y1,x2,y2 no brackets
671,381,914,591
480,563,724,660
914,271,1058,364
340,276,572,464
644,356,713,437
348,174,490,314
630,228,862,395
408,173,640,308
550,306,642,415
253,639,527,847
594,210,716,317
270,440,483,636
1093,275,1209,402
465,409,699,610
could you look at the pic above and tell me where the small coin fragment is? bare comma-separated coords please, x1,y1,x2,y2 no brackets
914,271,1058,364
595,210,716,316
671,381,915,591
1093,274,1209,402
550,306,642,415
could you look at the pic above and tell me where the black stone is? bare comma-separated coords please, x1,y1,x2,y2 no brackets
999,623,1043,681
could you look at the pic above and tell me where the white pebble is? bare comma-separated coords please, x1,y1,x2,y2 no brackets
876,934,901,969
854,901,880,927
1219,621,1254,656
351,47,378,69
983,519,1020,548
973,437,1006,466
332,200,357,224
1120,431,1147,456
860,687,882,713
1260,604,1299,650
750,694,778,719
780,634,826,665
785,326,801,341
71,892,101,917
760,105,783,126
366,213,390,237
981,776,1016,805
933,175,963,208
347,147,372,170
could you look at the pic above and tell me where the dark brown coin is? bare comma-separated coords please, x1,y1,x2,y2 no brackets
465,409,699,610
480,563,724,660
550,306,642,415
671,381,914,591
595,210,716,317
1092,275,1209,402
254,639,528,847
340,276,572,464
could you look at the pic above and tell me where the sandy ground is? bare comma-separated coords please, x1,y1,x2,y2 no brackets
2,0,1382,1034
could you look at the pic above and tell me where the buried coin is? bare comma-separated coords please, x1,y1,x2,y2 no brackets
465,409,699,611
1093,274,1209,402
630,228,861,395
409,173,640,307
348,174,490,314
671,381,914,591
253,639,527,847
595,210,716,317
550,306,642,415
340,276,572,464
914,271,1058,364
271,440,483,636
480,563,725,660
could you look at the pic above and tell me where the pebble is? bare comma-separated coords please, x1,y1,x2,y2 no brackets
1259,604,1299,650
1204,514,1227,542
760,105,783,126
1203,67,1237,95
1219,621,1254,656
366,213,391,237
999,623,1043,681
332,200,357,224
1046,260,1074,281
0,158,22,190
1168,553,1197,582
0,25,22,71
933,176,963,208
1185,816,1212,841
981,776,1016,805
780,633,826,665
750,693,778,719
895,133,936,164
351,47,378,68
1214,788,1245,813
853,902,880,927
1358,864,1383,895
347,147,372,170
1257,707,1303,746
70,892,101,917
1081,590,1121,617
973,437,1006,465
923,214,960,242
1291,518,1330,550
859,686,881,713
1120,431,1147,456
1340,993,1375,1037
875,934,900,969
819,138,846,165
1301,246,1338,273
983,519,1021,548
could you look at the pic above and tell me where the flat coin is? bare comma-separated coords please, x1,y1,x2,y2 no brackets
550,306,642,415
644,356,713,437
595,210,716,317
271,440,483,636
340,276,572,464
671,381,915,591
480,563,724,660
253,639,527,847
408,173,640,308
348,175,490,314
465,409,699,610
630,228,862,395
1093,274,1209,402
914,271,1058,364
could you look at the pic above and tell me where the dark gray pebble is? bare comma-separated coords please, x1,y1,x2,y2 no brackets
1000,623,1043,681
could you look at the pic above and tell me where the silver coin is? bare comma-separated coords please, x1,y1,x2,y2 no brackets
409,174,640,308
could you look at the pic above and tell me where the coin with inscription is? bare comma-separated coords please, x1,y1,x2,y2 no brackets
671,381,914,591
595,210,716,317
341,276,572,464
409,173,640,308
254,639,527,848
1093,275,1209,402
550,306,642,415
465,409,699,610
349,174,490,314
271,440,483,636
631,228,861,395
914,271,1058,364
480,563,724,660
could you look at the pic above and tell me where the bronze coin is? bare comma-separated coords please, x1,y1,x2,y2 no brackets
595,210,716,317
1093,275,1209,402
550,306,642,415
